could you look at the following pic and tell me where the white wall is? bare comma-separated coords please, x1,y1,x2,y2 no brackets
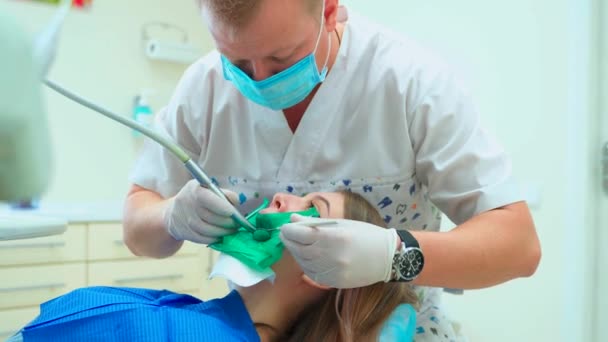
341,0,596,341
4,0,214,202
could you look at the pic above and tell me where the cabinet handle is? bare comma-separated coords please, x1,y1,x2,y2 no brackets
114,274,183,284
0,242,65,249
0,282,66,293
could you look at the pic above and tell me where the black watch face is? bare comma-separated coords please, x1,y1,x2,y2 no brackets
399,248,424,280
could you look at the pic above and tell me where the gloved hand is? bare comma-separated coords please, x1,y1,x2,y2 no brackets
164,179,240,244
279,214,399,288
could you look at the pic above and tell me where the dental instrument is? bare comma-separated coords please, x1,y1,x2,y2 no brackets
290,220,338,227
252,219,338,240
44,80,259,235
252,220,338,241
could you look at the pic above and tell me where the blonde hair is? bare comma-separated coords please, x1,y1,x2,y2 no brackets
198,0,322,29
285,191,419,341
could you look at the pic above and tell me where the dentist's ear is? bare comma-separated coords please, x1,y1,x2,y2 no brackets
302,274,332,290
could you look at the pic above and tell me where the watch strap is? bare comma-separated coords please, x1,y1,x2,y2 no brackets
396,229,419,249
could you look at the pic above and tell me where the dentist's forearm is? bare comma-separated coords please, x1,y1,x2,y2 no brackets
122,185,183,258
410,201,541,289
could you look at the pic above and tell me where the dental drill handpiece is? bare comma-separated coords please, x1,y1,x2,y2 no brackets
43,80,258,233
183,160,257,233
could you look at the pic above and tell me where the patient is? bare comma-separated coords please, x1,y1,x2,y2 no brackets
13,191,417,342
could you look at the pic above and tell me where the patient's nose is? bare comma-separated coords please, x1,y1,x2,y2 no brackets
268,193,302,212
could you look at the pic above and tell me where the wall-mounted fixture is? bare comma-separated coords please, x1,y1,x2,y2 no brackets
141,22,201,64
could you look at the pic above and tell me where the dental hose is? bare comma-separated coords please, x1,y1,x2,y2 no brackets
44,79,259,235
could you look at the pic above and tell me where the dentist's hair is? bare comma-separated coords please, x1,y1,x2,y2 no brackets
285,191,419,342
198,0,322,29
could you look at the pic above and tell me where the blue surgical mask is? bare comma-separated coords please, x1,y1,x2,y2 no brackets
221,2,331,110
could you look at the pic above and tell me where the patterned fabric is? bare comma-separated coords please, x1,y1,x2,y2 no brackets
415,304,461,342
19,287,259,342
208,175,442,232
412,287,467,342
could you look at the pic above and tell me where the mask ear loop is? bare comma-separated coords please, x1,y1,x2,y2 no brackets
312,0,331,74
319,31,331,74
312,0,326,51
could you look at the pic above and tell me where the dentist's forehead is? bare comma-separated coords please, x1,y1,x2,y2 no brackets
203,2,316,60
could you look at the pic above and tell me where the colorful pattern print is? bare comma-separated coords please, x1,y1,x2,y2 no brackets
414,304,465,341
208,175,442,232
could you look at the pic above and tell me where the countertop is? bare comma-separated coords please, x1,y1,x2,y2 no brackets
0,200,124,223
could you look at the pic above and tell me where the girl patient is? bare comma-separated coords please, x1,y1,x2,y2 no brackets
12,191,417,342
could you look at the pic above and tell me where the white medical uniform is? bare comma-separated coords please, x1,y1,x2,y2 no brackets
130,9,522,342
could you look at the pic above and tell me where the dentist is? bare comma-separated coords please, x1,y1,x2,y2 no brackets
123,0,541,340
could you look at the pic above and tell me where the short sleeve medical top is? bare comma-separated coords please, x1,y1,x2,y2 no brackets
129,10,522,228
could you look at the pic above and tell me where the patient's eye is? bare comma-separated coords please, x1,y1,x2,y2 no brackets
309,196,331,218
310,199,323,217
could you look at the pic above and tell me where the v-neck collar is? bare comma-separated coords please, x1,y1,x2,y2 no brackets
248,21,351,180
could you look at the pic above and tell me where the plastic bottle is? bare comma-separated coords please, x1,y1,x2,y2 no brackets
132,91,153,137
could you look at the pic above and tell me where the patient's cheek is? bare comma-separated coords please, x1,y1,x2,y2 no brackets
272,253,302,280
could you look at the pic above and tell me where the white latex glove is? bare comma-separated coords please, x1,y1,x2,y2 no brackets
279,214,399,289
164,179,239,244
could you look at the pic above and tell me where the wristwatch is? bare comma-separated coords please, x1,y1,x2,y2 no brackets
390,229,425,282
